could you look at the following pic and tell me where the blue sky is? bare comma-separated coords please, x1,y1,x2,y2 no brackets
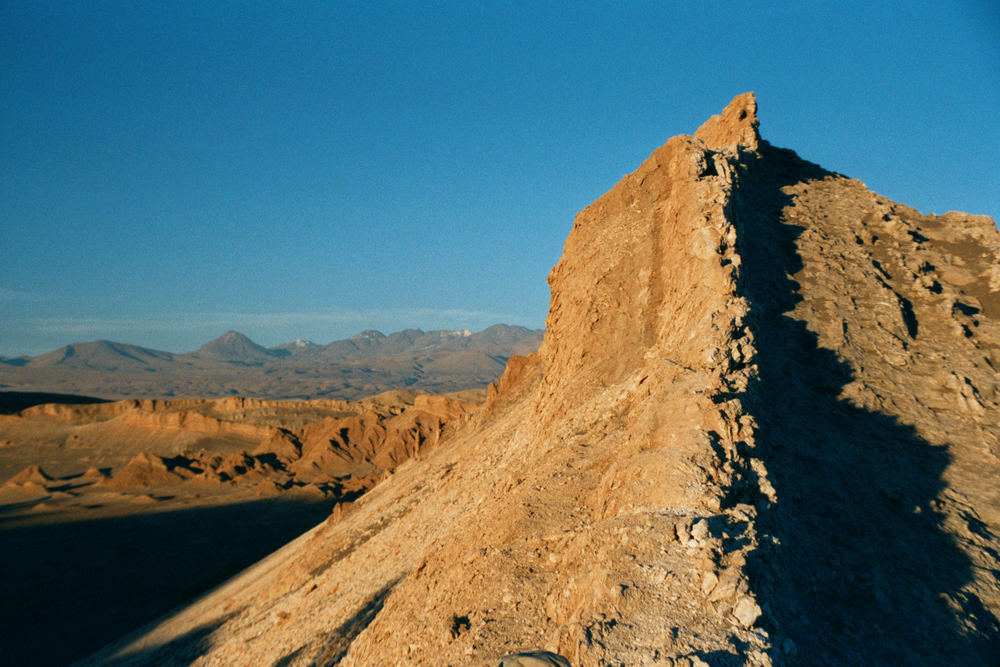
2,1,998,356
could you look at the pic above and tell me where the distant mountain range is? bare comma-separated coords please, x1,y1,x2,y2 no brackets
0,325,543,401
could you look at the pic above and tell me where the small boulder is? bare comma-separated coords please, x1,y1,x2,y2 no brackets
498,651,571,667
732,597,762,628
690,518,710,544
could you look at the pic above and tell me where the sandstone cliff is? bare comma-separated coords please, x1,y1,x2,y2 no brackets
84,94,1000,666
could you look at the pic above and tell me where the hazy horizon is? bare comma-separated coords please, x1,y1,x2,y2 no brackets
2,320,544,359
3,2,998,357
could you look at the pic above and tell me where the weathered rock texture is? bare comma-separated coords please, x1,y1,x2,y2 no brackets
84,94,1000,665
0,392,476,502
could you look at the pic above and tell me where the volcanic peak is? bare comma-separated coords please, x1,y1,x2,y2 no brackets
194,330,287,363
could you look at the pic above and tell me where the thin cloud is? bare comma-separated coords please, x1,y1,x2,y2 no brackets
11,307,541,338
0,287,45,302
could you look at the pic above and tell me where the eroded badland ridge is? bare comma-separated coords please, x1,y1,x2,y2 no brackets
0,391,479,508
85,94,1000,665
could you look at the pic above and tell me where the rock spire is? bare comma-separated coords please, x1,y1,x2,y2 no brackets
694,91,760,151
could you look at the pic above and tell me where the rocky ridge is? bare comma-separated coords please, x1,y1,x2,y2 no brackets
0,392,476,504
84,94,1000,665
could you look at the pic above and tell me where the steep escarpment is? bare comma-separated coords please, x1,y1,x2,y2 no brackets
84,94,1000,666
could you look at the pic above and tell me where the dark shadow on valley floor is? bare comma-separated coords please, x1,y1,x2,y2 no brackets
0,497,335,666
0,391,110,414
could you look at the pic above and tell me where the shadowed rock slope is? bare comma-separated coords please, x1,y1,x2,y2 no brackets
84,94,1000,666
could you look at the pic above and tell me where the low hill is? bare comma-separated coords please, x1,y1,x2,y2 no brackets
0,391,477,666
191,330,290,364
28,340,176,371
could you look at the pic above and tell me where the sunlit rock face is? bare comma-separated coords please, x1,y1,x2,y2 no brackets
83,94,1000,666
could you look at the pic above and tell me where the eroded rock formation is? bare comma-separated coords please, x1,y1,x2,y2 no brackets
0,392,475,504
85,94,1000,666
